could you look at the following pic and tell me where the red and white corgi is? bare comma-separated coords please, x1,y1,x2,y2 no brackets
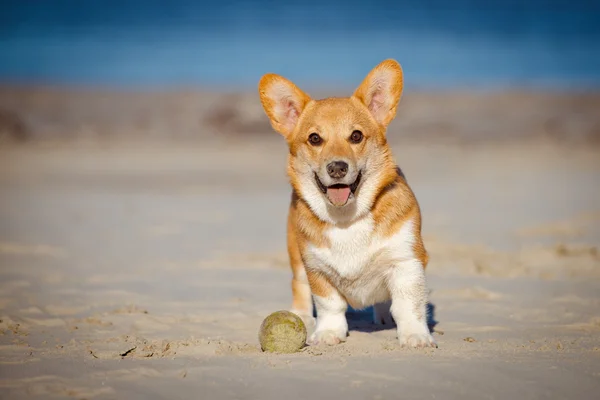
258,59,436,348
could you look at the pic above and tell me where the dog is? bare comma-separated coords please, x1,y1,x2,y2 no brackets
257,59,436,348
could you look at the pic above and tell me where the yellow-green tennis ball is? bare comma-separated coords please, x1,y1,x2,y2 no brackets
259,310,307,353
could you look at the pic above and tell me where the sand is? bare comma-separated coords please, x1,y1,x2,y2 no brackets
0,88,599,399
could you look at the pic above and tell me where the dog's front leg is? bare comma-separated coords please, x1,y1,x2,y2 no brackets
305,270,348,346
389,259,437,348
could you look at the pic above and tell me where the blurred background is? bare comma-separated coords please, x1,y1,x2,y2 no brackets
0,0,599,286
1,0,600,90
0,0,599,145
0,0,600,144
0,0,600,89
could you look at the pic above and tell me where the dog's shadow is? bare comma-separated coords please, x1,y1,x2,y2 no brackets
313,302,438,333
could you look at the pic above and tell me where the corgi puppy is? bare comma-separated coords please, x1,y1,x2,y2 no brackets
258,59,436,348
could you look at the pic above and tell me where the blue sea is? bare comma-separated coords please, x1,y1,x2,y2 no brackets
1,0,599,90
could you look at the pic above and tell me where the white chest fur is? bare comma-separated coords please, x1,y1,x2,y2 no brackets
308,216,377,278
306,215,417,306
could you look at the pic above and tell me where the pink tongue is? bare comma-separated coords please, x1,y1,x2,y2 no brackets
326,187,351,206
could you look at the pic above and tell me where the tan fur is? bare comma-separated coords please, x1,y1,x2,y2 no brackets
371,172,430,269
306,269,337,299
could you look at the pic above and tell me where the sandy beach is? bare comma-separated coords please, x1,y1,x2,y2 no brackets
0,88,599,399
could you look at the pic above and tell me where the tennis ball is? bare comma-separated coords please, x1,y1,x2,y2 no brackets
258,310,307,353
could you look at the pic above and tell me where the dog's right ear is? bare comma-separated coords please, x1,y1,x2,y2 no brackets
258,74,311,138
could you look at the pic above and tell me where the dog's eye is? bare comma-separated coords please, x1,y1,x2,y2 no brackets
350,130,363,143
308,133,323,146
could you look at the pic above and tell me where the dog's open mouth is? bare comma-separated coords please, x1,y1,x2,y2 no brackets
315,171,362,207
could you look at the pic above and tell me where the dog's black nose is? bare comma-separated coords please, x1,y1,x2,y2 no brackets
327,161,348,179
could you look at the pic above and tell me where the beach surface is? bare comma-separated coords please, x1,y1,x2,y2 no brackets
0,88,599,399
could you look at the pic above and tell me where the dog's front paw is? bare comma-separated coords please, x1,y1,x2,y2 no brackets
308,330,347,346
398,331,437,349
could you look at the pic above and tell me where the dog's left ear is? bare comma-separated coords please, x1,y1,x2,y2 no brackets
258,73,311,138
353,59,404,128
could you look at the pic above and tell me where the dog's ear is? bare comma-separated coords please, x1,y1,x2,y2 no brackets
353,59,403,128
258,73,311,137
